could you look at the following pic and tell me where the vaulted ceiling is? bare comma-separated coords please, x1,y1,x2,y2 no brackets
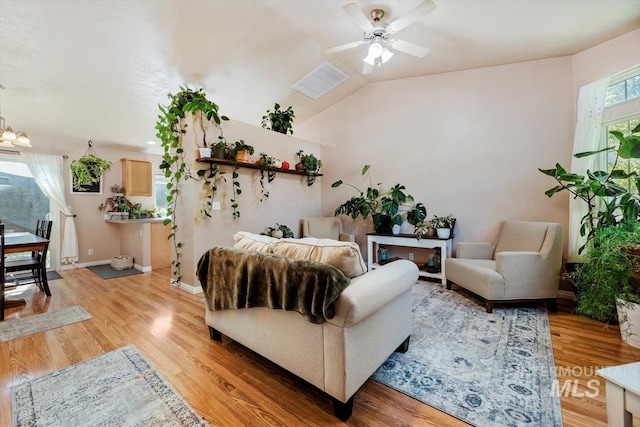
1,1,638,153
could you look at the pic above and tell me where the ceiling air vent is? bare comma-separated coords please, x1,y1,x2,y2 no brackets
292,62,349,100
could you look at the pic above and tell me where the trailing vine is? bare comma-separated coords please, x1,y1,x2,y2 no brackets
155,86,228,283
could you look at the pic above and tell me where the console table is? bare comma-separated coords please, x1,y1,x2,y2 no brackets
598,362,640,426
366,233,453,284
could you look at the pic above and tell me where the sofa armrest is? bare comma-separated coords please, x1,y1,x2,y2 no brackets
456,242,494,259
326,260,418,328
339,233,356,243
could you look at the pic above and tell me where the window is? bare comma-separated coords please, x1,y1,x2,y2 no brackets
605,68,640,107
0,156,50,232
154,174,170,217
604,117,640,194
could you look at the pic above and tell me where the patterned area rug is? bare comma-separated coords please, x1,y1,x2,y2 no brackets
11,344,208,426
87,264,142,280
0,306,91,343
372,284,562,427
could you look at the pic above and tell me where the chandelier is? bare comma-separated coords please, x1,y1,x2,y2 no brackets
0,85,31,148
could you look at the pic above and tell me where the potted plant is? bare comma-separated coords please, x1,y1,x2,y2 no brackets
98,185,134,219
431,215,456,239
70,153,112,190
539,123,640,254
261,223,294,239
261,103,295,135
230,140,254,163
295,150,322,175
211,138,229,159
332,164,428,237
256,152,278,202
575,221,640,347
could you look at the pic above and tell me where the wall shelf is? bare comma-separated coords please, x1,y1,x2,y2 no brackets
196,157,322,186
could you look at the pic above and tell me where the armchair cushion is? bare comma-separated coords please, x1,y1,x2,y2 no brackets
302,217,356,242
456,242,494,259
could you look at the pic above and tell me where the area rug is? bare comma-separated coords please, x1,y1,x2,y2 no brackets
0,306,91,343
87,264,142,280
372,284,562,427
46,271,62,281
11,344,208,426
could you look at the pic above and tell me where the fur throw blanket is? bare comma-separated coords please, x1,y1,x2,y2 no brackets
196,246,351,323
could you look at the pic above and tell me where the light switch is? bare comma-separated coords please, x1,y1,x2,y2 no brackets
212,202,221,211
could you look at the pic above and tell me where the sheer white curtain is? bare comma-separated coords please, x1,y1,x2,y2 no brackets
568,77,610,261
21,152,79,265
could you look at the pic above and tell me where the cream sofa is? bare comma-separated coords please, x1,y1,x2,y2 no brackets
445,220,563,313
200,232,419,420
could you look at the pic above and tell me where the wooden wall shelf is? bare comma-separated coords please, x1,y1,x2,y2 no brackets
196,157,322,186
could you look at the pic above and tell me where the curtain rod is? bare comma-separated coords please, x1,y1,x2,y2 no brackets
0,149,69,159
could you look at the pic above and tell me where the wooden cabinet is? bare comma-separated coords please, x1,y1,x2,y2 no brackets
121,158,152,196
151,222,172,269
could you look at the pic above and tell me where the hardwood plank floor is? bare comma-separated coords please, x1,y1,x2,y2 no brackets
1,269,638,426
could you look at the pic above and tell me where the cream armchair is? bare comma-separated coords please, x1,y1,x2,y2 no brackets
301,217,355,242
445,220,563,313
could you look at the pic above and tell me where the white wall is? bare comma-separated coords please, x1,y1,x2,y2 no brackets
175,118,322,286
298,56,576,257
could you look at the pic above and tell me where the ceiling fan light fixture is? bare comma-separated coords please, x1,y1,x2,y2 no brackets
363,54,376,66
381,48,394,64
367,41,383,59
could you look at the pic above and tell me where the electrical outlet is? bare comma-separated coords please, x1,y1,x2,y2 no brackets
409,253,414,261
212,201,221,211
88,249,94,256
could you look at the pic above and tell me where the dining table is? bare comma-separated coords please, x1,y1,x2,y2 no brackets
4,232,51,307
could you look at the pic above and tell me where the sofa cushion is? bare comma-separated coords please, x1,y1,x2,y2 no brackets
269,237,367,278
233,231,278,253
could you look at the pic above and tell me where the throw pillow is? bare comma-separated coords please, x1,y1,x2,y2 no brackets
269,237,367,278
233,231,278,253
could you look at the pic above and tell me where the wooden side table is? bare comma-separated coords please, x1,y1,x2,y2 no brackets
366,233,452,284
598,362,640,426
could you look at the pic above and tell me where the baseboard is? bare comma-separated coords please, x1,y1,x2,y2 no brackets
557,290,576,300
60,260,112,270
134,263,152,273
172,281,203,294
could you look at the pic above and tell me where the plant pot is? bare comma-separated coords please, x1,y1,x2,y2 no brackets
616,298,640,349
392,224,401,235
295,163,304,171
375,214,393,235
212,147,226,159
426,227,437,238
198,147,212,159
272,120,289,134
437,228,451,239
235,150,250,163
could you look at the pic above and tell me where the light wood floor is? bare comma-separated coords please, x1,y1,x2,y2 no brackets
1,268,638,426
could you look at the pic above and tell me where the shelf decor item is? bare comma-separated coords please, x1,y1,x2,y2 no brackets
261,103,295,135
70,140,112,193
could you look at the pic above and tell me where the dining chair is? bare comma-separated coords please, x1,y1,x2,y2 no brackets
4,219,52,297
1,222,6,321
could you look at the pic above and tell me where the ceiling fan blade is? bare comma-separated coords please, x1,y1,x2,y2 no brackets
322,40,366,55
388,39,430,57
343,3,374,32
386,0,436,34
362,62,374,75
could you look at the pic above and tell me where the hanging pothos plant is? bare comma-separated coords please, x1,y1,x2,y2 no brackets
70,141,112,190
155,86,229,283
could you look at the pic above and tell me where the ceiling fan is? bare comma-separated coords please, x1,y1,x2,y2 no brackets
323,1,436,75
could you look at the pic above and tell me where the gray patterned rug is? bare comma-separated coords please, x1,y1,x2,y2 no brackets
0,306,91,343
86,264,142,280
11,344,208,426
372,284,562,427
